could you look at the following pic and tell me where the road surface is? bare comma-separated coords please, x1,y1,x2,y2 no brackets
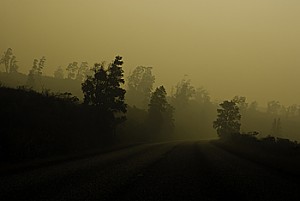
0,140,299,201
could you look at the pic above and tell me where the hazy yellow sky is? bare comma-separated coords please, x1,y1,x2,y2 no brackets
1,0,300,106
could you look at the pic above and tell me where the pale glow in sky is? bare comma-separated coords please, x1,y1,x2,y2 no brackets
1,0,300,105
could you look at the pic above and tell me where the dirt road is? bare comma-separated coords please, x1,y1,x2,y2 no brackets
1,141,299,201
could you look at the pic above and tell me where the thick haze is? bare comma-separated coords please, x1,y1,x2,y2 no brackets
1,0,300,106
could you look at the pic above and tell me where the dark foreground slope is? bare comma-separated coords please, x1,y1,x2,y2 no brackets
0,86,114,162
1,141,299,201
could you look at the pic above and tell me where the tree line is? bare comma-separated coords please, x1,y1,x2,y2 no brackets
2,48,300,157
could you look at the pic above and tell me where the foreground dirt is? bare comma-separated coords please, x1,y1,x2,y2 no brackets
1,140,299,201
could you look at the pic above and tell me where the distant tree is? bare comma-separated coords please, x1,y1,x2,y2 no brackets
279,105,287,117
127,66,155,109
148,86,174,135
81,56,127,135
194,87,210,104
54,66,64,79
232,96,248,114
213,100,241,138
37,56,46,75
27,57,46,89
9,55,19,73
66,62,78,80
286,104,298,118
267,101,281,116
172,78,195,108
76,61,89,82
0,48,19,73
248,101,258,112
65,61,90,81
31,59,39,73
27,59,39,88
0,48,13,73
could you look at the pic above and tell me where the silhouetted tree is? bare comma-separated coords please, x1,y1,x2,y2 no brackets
54,66,64,79
213,100,241,138
127,66,155,109
81,56,127,135
82,62,106,106
148,86,174,136
106,56,127,116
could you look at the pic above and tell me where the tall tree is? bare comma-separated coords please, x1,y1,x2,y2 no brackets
148,86,174,136
107,56,127,113
213,100,241,138
82,62,107,106
127,66,155,109
81,56,127,135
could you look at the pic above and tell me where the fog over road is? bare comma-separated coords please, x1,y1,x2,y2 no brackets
1,141,299,201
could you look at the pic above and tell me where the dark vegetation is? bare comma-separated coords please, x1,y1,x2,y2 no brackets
0,86,113,161
212,133,300,177
212,99,300,176
1,48,300,166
